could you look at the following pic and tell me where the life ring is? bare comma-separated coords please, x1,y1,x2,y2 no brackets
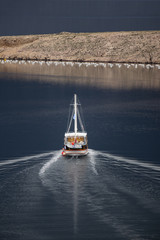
62,151,66,156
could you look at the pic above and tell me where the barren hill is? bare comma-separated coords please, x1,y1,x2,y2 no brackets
0,31,160,63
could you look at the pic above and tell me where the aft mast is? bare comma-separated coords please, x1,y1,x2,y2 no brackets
74,94,77,135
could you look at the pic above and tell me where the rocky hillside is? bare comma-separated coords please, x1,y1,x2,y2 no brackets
0,31,160,63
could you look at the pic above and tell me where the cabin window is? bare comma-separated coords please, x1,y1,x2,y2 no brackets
67,137,85,142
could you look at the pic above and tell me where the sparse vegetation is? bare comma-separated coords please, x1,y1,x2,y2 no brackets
0,31,160,63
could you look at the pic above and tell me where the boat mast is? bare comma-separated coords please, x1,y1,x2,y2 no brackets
74,94,77,135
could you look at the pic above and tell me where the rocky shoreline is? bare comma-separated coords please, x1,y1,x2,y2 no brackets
0,31,160,64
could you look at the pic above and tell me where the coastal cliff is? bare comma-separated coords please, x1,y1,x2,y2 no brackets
0,31,160,64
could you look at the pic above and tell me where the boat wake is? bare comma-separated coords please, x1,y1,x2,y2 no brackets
37,149,160,239
1,149,159,177
39,150,61,176
100,151,160,172
0,151,54,170
0,149,160,239
88,149,99,175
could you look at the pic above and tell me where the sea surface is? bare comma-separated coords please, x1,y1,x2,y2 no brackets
0,61,160,240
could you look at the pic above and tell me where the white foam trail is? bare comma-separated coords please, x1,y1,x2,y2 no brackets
39,150,61,176
99,151,160,172
0,152,54,167
88,149,98,175
84,192,143,240
88,149,160,173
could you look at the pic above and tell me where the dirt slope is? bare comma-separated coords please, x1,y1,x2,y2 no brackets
0,31,160,63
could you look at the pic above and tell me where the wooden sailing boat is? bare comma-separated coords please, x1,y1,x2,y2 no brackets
62,94,88,156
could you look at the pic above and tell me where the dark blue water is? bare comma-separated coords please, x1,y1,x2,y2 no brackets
0,61,160,239
0,0,160,35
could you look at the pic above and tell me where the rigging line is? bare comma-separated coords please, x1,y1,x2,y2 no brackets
77,108,85,132
67,109,74,132
79,105,86,131
77,95,85,131
66,104,72,132
66,96,74,132
66,107,70,132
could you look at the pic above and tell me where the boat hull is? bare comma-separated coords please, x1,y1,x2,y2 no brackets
62,149,88,156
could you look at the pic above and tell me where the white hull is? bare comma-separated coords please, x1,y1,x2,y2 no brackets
62,149,88,156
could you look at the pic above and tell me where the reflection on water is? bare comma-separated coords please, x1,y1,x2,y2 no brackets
39,150,88,234
0,60,160,90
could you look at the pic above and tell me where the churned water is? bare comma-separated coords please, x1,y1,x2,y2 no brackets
0,61,160,239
